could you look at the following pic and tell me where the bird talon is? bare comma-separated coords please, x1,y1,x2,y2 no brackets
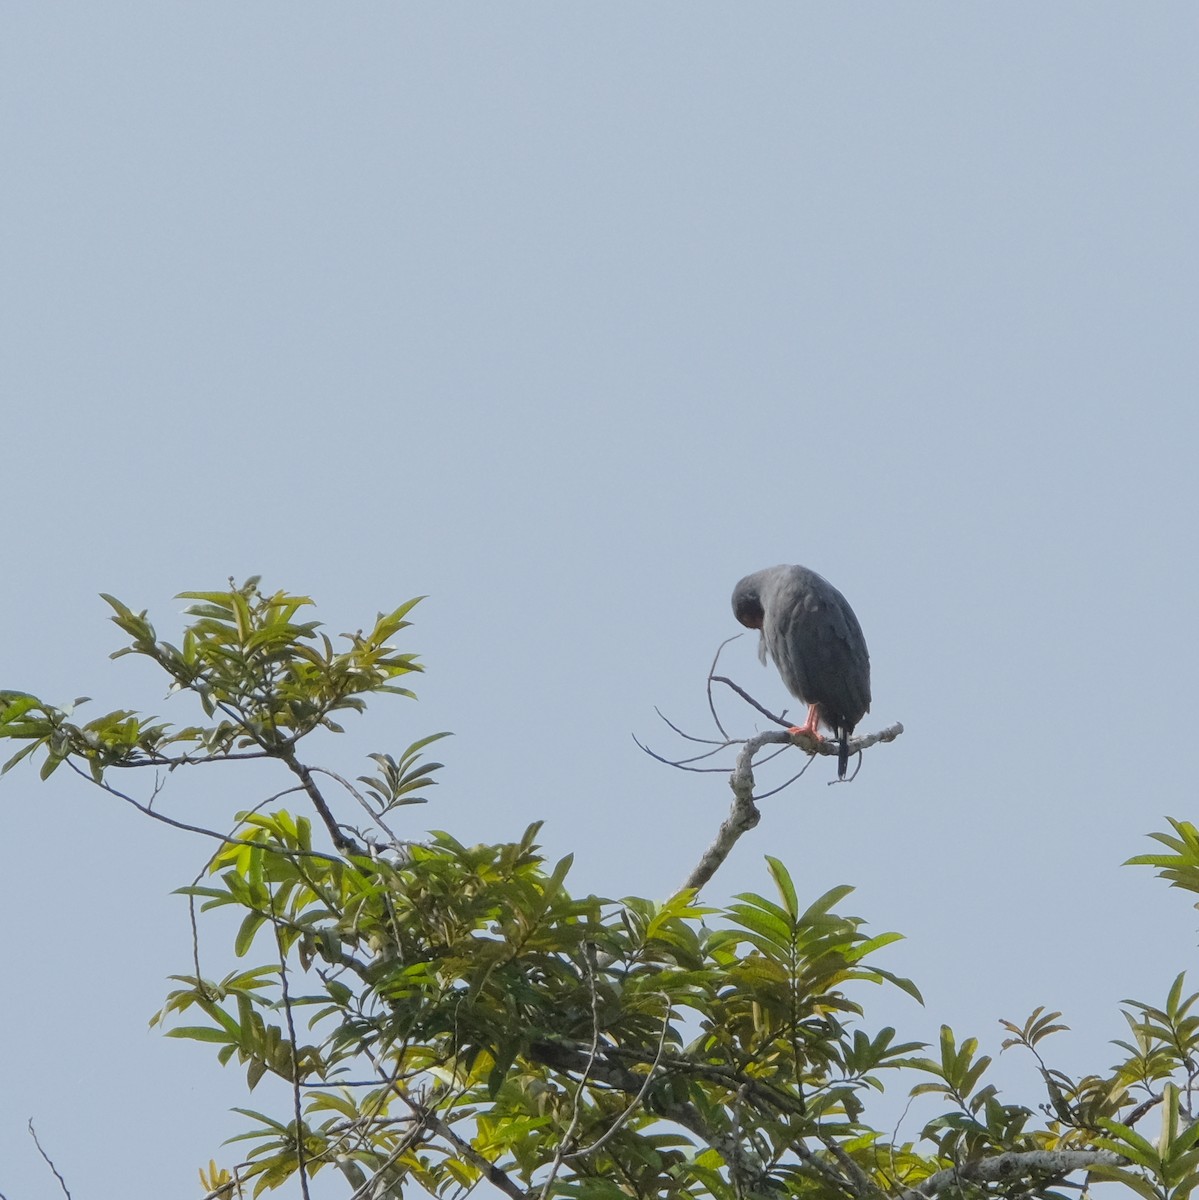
786,725,823,742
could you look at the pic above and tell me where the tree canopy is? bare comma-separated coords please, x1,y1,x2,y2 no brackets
2,579,1197,1200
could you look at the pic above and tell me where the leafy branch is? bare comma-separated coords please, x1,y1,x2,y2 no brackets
4,582,1199,1200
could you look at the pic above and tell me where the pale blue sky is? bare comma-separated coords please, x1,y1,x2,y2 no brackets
2,5,1197,1196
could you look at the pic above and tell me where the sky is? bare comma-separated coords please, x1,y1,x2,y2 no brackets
2,4,1198,1196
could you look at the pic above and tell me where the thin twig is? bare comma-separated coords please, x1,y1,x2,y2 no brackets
634,732,733,768
653,706,727,746
134,748,273,767
753,756,816,800
28,1121,71,1199
564,995,673,1160
354,1037,528,1200
710,675,793,728
183,787,296,993
887,1092,920,1187
541,947,603,1197
66,762,341,861
268,886,312,1200
705,635,742,740
199,1165,250,1199
631,734,732,774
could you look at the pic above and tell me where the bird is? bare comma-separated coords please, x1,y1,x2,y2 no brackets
731,564,871,779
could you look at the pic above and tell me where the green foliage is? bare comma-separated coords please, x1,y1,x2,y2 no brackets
1,579,428,791
5,581,1199,1199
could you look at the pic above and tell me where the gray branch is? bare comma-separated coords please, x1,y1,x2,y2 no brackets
681,722,905,893
908,1149,1127,1199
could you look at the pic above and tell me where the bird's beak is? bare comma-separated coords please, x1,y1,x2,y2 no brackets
757,631,768,666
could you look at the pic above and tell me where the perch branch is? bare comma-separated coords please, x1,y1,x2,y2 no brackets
681,723,904,894
680,730,771,894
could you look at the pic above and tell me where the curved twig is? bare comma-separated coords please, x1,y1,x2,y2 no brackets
631,734,732,774
564,994,673,1160
654,706,726,747
705,635,742,740
753,756,816,800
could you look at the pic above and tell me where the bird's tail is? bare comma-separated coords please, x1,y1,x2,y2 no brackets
838,728,849,779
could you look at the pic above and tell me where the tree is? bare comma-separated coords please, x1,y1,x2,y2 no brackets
1,579,1196,1200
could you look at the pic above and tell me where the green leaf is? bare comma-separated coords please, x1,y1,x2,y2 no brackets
165,1026,237,1044
1095,1117,1162,1169
765,855,798,918
1,739,45,775
799,884,856,922
236,912,266,957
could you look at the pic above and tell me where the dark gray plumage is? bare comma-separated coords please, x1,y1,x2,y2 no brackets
731,564,871,779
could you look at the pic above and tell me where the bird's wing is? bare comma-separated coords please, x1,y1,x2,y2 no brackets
768,568,871,725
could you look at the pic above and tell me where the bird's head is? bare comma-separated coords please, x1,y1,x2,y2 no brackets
731,572,771,665
731,573,765,631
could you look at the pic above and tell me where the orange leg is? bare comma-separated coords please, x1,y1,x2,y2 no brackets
787,704,824,741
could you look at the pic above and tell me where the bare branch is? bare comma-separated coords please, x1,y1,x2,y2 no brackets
27,1121,71,1199
753,757,817,800
680,723,905,893
65,761,345,864
631,734,732,774
654,706,726,746
643,642,905,891
710,675,792,728
680,734,767,894
705,635,743,739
